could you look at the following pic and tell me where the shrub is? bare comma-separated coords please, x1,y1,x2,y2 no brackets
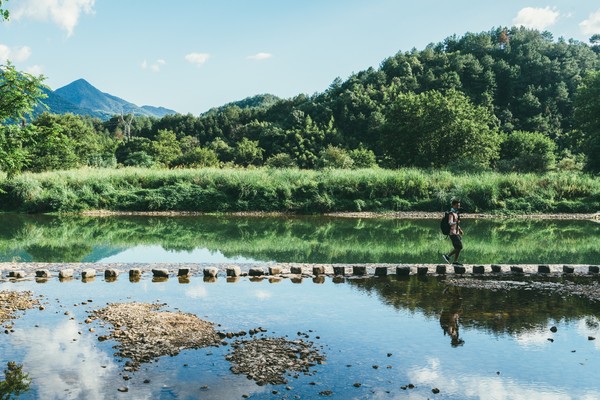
498,130,556,173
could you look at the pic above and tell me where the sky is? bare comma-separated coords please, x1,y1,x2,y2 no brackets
2,0,600,115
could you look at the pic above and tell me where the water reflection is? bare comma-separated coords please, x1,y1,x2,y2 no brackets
0,214,598,264
11,320,117,400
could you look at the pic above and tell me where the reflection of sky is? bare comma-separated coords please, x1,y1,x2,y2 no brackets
95,245,264,263
10,320,117,400
408,357,600,400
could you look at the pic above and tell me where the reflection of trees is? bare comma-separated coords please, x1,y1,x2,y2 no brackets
348,275,600,336
0,214,598,263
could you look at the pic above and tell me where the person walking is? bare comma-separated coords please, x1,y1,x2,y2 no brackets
442,199,463,265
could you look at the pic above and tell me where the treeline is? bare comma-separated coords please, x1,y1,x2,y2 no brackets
2,27,600,177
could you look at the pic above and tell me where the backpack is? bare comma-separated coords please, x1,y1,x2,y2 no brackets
440,211,451,235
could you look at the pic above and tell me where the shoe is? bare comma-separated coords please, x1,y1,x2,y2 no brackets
442,254,451,264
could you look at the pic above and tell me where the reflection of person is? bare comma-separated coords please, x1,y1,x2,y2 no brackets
442,199,464,265
440,300,464,347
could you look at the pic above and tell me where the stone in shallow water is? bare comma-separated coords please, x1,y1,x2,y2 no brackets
333,266,346,276
353,266,367,276
538,265,551,274
396,266,410,276
35,269,51,278
152,269,169,278
104,269,119,278
226,266,241,277
375,267,388,277
312,266,325,276
59,269,74,279
249,267,265,277
203,267,218,278
290,266,302,274
81,269,96,279
269,266,282,275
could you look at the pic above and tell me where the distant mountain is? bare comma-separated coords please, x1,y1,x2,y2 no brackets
37,78,177,120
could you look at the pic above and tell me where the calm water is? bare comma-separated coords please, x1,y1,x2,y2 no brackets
0,214,599,264
1,275,599,399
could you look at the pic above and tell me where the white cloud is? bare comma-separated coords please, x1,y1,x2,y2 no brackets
513,7,560,30
247,52,272,61
26,64,44,75
580,9,600,35
142,58,166,72
12,0,95,37
0,44,32,63
185,52,211,66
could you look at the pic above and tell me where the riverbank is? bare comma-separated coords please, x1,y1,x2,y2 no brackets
1,168,599,214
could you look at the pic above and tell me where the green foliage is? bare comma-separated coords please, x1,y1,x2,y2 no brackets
150,129,182,167
233,137,264,166
574,71,600,173
348,147,377,168
498,130,557,173
0,168,597,214
265,153,297,168
0,62,46,124
172,147,219,168
381,89,501,168
0,125,34,179
316,145,354,169
0,362,31,399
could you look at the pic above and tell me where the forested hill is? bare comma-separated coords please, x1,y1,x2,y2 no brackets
119,26,598,171
6,26,600,176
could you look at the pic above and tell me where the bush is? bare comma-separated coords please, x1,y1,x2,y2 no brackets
316,146,354,169
348,147,377,168
265,153,297,168
498,130,556,173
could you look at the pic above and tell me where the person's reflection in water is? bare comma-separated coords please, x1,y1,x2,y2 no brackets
440,288,465,347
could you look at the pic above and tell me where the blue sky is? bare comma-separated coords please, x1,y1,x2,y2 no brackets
2,0,600,115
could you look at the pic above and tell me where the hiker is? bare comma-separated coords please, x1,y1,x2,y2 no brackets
442,199,463,265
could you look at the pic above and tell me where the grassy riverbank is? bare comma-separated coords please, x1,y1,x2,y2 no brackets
0,167,598,214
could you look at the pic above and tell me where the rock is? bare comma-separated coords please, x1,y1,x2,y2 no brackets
312,266,325,276
550,326,557,333
81,269,96,279
117,387,128,393
375,267,388,277
353,266,367,276
510,266,524,274
417,267,428,276
249,267,265,277
104,269,119,278
538,265,551,274
432,388,440,394
472,265,485,274
589,336,596,341
177,268,190,277
319,390,333,396
396,266,410,276
269,266,282,275
129,269,142,278
290,266,302,274
9,271,26,279
563,265,575,274
589,266,599,274
353,383,362,387
203,267,218,278
59,269,74,279
333,266,346,276
491,264,502,273
436,265,447,274
152,269,169,278
35,269,51,278
453,265,466,274
226,266,241,277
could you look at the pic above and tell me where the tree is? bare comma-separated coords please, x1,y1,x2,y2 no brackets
0,362,31,399
151,129,182,167
381,89,501,168
316,145,354,169
574,71,600,172
233,137,264,166
0,0,8,21
497,130,556,172
0,62,46,123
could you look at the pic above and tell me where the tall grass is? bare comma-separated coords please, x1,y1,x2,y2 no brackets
0,167,598,213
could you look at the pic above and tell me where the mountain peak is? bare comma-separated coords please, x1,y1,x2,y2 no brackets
53,79,177,119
